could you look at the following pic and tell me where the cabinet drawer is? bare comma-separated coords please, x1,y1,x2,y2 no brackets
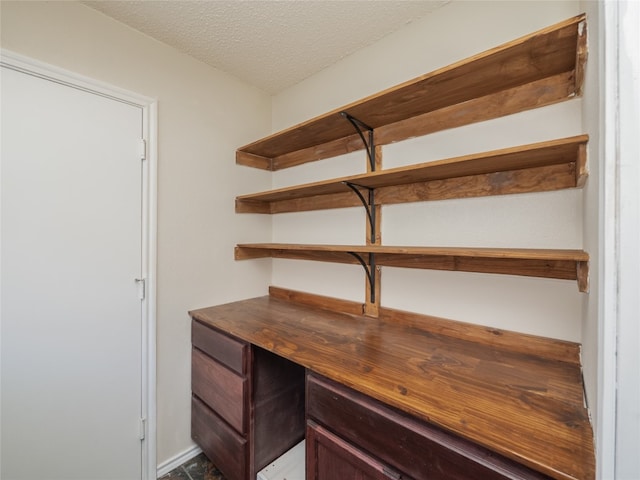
192,348,246,433
307,420,407,480
307,374,550,480
192,396,246,480
192,319,247,375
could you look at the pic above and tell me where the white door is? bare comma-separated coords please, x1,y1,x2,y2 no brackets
1,65,145,479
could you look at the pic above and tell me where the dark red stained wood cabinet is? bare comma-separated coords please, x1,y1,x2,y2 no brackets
306,373,552,480
192,395,247,480
191,319,306,480
190,293,594,480
307,420,408,480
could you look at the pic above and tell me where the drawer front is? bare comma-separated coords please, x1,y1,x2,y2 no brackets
192,348,246,433
192,396,246,480
307,421,407,480
192,319,247,375
307,374,550,480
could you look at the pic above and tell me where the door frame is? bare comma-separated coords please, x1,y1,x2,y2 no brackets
599,1,640,478
0,49,158,480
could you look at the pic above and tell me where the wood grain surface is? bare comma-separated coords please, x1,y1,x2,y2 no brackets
235,136,588,213
234,243,589,291
236,15,586,169
189,293,594,480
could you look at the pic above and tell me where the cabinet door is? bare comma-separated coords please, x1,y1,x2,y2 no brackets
306,421,408,480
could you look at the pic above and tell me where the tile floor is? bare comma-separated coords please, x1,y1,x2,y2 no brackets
159,453,226,480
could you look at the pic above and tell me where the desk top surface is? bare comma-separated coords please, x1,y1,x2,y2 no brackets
190,294,594,480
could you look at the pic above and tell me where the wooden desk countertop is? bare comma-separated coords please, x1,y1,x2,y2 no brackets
189,293,594,480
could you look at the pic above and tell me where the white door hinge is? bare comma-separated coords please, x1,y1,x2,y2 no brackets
138,139,146,161
139,417,146,441
135,278,146,300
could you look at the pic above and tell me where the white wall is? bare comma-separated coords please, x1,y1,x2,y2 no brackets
0,1,272,469
579,1,608,476
272,0,585,341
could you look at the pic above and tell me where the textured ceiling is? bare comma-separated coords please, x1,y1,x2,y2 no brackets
83,1,449,94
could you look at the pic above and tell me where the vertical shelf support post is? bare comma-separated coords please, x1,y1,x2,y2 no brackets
347,252,376,303
340,111,376,172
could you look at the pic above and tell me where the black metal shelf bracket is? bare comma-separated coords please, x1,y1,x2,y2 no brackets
343,182,376,244
341,112,377,304
340,111,376,172
347,251,376,303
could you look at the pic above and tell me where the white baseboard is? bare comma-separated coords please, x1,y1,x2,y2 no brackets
156,444,202,478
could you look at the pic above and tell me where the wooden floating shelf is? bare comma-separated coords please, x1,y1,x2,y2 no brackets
236,135,589,214
237,14,587,171
235,243,590,292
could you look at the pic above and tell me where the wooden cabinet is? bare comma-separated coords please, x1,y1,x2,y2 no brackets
306,373,552,480
190,293,594,480
307,421,406,480
191,319,306,480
